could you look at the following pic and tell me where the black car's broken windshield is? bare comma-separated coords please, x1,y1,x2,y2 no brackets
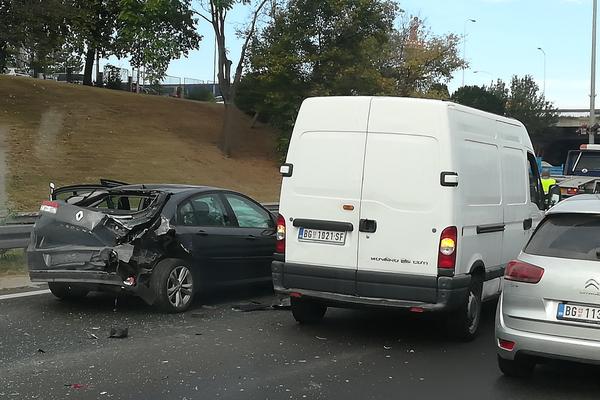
75,190,165,216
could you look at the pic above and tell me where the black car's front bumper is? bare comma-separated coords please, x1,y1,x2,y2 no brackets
272,260,471,311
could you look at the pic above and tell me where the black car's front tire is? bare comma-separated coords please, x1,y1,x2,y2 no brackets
48,282,89,300
152,259,195,313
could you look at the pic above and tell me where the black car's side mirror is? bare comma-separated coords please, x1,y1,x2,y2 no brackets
546,184,562,209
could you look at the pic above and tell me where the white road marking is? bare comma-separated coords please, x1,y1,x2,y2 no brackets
0,289,51,301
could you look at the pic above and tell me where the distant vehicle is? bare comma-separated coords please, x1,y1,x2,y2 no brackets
273,97,548,340
215,96,224,104
5,68,30,77
554,144,600,198
28,182,276,312
496,194,600,377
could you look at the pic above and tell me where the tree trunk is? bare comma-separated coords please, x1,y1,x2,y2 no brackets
250,112,260,129
219,102,239,157
0,42,7,73
83,47,95,86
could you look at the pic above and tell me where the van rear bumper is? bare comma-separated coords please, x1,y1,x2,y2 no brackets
271,261,471,312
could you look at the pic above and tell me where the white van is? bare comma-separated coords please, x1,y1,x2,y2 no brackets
272,96,546,340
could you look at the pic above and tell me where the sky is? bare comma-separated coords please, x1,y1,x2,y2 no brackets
104,0,597,109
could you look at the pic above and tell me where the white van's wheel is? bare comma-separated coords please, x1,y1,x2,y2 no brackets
447,276,483,341
291,297,327,324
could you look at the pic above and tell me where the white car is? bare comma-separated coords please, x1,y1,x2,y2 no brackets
5,68,30,77
272,96,546,340
497,194,600,377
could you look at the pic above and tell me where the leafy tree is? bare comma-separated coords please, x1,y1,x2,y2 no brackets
68,0,121,85
504,75,558,136
451,76,558,136
0,0,73,75
450,85,506,115
195,0,271,156
382,16,465,97
238,2,464,156
117,0,201,85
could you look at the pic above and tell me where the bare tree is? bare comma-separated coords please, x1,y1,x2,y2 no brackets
196,0,270,156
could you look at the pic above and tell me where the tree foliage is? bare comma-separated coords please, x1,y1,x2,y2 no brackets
237,1,465,155
450,85,506,115
118,0,201,84
451,76,558,136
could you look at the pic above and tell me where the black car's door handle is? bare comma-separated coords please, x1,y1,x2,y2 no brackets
245,235,258,241
359,219,377,233
523,218,533,230
196,230,209,236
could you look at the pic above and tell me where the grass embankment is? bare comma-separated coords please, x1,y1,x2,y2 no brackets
0,76,281,212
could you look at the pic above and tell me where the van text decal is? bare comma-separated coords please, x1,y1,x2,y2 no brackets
372,256,429,266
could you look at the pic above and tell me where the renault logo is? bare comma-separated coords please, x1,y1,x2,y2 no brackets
75,211,84,222
585,279,600,291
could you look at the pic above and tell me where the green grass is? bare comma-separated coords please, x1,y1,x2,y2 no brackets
0,249,27,275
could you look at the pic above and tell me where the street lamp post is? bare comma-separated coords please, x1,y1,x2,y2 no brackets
591,0,598,144
462,18,476,86
474,70,493,85
537,47,546,97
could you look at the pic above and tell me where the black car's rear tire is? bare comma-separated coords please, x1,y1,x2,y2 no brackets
446,275,483,341
497,355,536,378
152,259,195,313
291,297,327,324
48,282,89,300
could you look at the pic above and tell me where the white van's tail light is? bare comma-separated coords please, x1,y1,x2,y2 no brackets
276,214,286,253
505,260,544,284
438,226,457,269
40,200,59,214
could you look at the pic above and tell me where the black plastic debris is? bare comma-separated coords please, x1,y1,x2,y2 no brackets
232,301,271,312
37,348,46,354
108,327,128,338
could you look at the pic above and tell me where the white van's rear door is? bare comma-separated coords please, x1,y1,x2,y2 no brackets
357,99,443,281
280,97,371,272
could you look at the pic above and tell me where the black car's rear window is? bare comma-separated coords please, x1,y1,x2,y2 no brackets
574,152,600,172
525,214,600,261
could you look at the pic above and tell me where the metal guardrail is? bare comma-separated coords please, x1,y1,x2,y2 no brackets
0,203,280,251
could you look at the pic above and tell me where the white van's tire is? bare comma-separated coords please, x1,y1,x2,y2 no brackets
152,259,195,313
446,276,483,341
48,282,89,300
497,355,535,378
291,297,327,324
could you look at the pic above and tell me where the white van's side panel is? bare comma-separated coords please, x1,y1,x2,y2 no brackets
279,97,372,270
450,109,503,275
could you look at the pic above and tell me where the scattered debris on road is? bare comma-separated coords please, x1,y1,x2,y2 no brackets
108,327,128,339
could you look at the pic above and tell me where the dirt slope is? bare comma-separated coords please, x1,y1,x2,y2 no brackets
0,76,281,211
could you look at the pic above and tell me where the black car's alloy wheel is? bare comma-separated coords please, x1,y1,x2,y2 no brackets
152,259,195,313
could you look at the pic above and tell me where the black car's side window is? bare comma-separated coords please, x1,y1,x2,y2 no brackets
177,194,230,227
225,194,273,228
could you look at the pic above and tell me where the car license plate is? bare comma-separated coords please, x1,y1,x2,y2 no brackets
557,303,600,324
298,228,346,245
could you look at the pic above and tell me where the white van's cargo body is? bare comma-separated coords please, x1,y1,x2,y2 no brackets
272,97,546,338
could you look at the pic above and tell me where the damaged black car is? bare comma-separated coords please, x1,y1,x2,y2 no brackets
27,183,276,312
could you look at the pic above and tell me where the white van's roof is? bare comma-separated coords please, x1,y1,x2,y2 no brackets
297,96,524,131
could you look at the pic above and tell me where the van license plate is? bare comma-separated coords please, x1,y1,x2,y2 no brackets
557,303,600,324
298,228,346,245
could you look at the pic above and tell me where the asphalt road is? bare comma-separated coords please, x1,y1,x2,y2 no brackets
1,287,600,400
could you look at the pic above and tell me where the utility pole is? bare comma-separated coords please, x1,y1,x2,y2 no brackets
537,47,546,97
591,0,597,144
462,18,476,87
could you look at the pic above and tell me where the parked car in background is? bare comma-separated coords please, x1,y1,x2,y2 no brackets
273,96,545,340
497,194,600,377
5,68,30,77
27,183,276,312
